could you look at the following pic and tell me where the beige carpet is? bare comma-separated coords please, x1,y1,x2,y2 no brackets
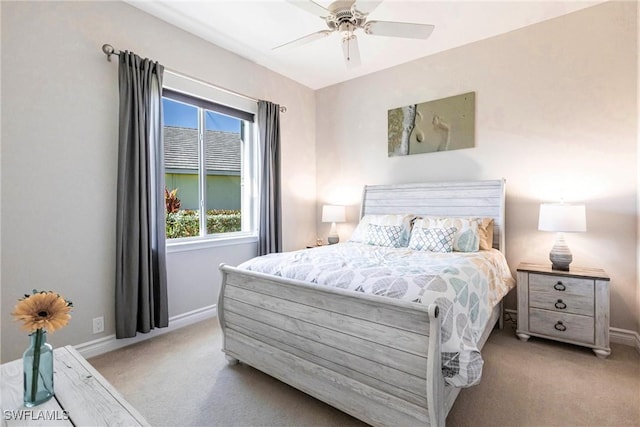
89,317,640,427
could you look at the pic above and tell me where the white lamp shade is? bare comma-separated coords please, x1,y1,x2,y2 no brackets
322,205,346,223
538,203,586,232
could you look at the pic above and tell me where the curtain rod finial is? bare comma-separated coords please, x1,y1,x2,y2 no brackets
102,44,115,62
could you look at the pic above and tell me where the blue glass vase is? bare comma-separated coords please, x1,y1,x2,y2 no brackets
23,330,54,407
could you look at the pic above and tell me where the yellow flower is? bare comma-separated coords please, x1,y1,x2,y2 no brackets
12,291,72,333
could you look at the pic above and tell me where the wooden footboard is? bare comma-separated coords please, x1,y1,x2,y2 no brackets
218,264,445,427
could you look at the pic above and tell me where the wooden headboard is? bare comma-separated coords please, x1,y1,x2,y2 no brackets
360,179,506,252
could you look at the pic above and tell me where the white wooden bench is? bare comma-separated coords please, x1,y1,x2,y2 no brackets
1,345,149,427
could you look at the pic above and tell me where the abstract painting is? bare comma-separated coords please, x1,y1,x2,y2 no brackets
388,92,475,156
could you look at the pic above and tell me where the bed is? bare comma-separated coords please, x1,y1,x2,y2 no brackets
217,179,514,426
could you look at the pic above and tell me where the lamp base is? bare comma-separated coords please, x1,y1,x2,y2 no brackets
327,222,339,245
551,262,570,271
549,233,572,271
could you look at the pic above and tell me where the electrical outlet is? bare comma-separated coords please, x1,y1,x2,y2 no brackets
92,316,104,334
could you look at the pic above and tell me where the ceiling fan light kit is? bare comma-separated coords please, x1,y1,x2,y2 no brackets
278,0,435,67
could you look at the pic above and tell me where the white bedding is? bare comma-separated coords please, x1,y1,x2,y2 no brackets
239,242,515,387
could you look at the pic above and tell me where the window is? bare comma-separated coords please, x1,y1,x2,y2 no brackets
162,74,257,244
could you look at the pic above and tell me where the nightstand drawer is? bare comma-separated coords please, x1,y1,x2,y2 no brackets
529,290,594,316
529,273,594,296
529,308,594,344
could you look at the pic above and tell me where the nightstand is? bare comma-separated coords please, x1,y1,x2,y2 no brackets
516,262,610,358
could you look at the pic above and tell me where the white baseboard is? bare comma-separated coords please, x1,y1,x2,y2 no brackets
610,327,640,353
74,305,217,359
504,308,640,353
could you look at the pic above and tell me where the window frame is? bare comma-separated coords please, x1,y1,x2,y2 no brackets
162,72,259,252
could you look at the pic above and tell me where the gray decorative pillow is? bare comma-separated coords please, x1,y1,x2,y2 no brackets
366,224,404,248
408,226,457,252
349,214,414,246
414,217,481,252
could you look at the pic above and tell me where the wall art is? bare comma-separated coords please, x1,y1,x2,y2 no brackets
388,92,475,156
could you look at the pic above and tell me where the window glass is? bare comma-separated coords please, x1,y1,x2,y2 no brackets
204,110,242,234
162,91,254,241
164,97,200,238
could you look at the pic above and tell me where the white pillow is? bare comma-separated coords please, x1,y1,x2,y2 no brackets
349,214,414,247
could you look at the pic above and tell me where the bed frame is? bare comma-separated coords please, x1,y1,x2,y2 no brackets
218,179,506,426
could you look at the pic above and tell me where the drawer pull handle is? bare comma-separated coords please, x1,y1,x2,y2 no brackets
554,282,566,291
554,321,567,332
555,299,567,310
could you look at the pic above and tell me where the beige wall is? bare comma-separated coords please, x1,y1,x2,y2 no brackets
0,1,316,361
637,0,640,338
316,1,638,332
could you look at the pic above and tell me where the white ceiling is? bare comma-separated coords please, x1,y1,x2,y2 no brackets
127,0,601,90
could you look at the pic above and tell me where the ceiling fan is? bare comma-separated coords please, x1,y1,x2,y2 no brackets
274,0,435,68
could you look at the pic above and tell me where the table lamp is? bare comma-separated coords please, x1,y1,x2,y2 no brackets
538,202,586,271
322,205,346,244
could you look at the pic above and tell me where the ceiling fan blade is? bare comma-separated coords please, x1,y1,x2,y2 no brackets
273,30,333,50
286,0,331,18
342,34,361,68
364,21,435,39
354,0,383,15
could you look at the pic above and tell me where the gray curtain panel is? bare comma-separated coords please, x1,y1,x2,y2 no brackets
115,51,169,339
258,100,282,255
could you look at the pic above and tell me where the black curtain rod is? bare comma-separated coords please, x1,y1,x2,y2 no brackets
101,44,287,113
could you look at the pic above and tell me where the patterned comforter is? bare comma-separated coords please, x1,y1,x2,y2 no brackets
239,242,515,387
